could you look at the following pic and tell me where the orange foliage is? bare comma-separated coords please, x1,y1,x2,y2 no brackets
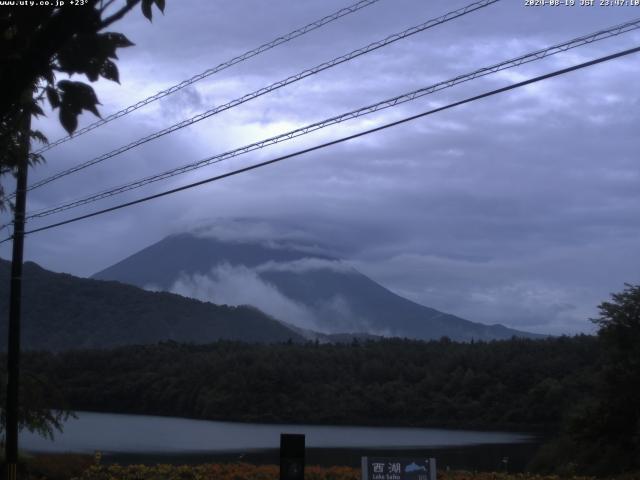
67,462,636,480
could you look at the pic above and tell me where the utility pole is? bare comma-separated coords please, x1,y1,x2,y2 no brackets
4,104,31,480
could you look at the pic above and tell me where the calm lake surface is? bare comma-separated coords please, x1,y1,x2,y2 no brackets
21,412,540,471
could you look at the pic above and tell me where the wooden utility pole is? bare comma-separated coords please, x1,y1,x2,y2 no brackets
4,105,31,480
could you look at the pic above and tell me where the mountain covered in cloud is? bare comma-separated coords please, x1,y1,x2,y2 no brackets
92,225,541,341
0,258,304,351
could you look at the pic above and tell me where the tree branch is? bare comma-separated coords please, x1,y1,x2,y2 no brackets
99,0,118,13
100,0,141,29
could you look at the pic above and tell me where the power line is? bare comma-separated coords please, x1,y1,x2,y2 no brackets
33,0,383,155
24,18,640,221
20,0,499,196
4,44,637,244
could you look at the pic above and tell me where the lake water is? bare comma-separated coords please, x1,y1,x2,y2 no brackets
21,412,540,471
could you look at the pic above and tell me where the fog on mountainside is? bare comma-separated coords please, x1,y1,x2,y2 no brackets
93,227,544,341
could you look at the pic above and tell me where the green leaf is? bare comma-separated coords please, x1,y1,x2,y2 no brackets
56,36,94,76
30,130,49,145
58,81,100,108
28,152,45,166
58,80,102,126
46,86,60,109
59,106,78,134
30,103,45,118
141,0,153,20
104,32,135,49
100,60,120,83
98,32,126,60
56,32,133,81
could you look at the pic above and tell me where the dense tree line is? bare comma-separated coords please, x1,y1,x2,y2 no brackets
10,336,599,431
530,284,640,476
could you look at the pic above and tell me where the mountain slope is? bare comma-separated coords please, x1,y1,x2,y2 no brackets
0,259,303,351
93,232,541,341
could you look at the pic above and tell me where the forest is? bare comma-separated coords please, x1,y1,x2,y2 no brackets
14,336,597,431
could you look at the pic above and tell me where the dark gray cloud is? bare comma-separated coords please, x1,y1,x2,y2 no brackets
2,0,639,335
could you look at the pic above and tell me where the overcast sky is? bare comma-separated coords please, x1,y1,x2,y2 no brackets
2,0,639,335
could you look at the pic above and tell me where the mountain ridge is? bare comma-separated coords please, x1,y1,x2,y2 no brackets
93,231,543,341
0,258,304,351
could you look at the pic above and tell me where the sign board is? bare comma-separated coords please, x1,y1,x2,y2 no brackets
362,457,436,480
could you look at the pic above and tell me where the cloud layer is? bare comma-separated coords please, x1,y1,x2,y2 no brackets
2,1,639,335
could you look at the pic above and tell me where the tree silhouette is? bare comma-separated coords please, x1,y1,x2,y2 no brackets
0,0,166,444
588,284,640,464
0,0,165,209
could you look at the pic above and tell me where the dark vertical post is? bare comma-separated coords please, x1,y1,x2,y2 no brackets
280,433,305,480
5,107,31,480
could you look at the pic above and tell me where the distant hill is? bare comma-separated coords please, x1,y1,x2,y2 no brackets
93,231,542,341
0,259,303,351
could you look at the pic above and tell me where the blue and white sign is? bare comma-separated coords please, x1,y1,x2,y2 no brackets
362,457,436,480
